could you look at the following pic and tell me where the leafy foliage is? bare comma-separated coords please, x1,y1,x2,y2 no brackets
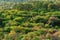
0,1,60,40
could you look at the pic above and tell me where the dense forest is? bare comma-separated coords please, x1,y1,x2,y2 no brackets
0,0,60,40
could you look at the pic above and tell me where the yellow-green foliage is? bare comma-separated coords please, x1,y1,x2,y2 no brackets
0,1,60,40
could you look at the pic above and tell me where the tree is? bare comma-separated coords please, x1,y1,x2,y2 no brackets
13,3,33,11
